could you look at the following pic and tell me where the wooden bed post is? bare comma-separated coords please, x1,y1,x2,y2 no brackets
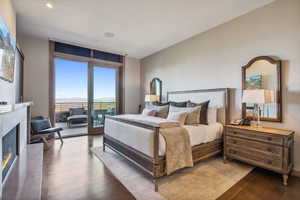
103,136,106,152
153,127,160,192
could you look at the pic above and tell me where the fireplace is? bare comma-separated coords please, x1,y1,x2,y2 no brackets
2,125,18,182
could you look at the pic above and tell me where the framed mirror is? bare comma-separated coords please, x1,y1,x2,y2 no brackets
242,56,282,122
150,78,162,102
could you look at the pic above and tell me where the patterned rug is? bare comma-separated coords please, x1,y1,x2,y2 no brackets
91,147,253,200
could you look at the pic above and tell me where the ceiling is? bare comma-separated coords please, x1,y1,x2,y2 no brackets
13,0,274,58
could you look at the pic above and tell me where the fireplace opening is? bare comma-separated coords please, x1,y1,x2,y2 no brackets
2,125,19,182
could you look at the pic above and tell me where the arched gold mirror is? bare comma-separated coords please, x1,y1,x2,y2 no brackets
150,78,162,102
242,56,282,122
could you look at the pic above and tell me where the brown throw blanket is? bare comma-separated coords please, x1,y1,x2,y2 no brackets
160,127,193,175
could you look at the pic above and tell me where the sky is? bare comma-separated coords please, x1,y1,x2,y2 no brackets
55,58,116,100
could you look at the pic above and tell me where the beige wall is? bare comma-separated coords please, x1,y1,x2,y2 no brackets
124,57,141,114
18,35,49,117
0,0,16,104
141,0,300,170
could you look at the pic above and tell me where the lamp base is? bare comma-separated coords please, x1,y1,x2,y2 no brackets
251,120,263,128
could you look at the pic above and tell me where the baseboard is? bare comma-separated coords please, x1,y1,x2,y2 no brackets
292,170,300,178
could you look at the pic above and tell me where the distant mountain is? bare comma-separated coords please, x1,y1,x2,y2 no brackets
56,97,115,103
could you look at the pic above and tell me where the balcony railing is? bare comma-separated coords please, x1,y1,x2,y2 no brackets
55,101,116,123
55,102,116,112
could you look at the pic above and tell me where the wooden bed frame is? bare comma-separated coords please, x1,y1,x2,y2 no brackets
103,88,230,191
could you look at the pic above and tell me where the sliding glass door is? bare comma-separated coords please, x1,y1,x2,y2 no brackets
54,58,120,136
50,40,123,135
55,58,88,137
88,65,118,133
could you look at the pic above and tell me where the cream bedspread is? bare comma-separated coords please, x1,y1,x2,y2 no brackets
159,127,193,175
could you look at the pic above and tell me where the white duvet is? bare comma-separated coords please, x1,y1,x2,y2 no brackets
105,115,223,157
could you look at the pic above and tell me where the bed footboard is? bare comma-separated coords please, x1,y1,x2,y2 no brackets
103,115,162,191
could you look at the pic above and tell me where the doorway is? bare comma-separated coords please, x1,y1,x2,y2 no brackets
49,54,122,137
88,65,118,134
55,58,88,137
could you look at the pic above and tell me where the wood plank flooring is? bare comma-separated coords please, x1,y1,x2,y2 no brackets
217,167,300,200
42,136,135,200
42,136,300,200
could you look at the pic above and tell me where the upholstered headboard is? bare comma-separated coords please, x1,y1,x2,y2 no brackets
167,88,230,125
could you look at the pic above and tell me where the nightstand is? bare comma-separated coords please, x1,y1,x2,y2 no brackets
224,125,294,186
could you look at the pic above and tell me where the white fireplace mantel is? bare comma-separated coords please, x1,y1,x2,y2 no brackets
0,102,32,199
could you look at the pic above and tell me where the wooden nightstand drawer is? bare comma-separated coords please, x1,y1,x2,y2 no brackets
227,127,283,145
226,136,283,156
226,146,282,170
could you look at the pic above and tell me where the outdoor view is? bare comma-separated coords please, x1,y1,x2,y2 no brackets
55,58,116,136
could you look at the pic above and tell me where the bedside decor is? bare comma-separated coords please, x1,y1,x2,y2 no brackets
0,16,16,83
242,89,274,128
224,125,294,186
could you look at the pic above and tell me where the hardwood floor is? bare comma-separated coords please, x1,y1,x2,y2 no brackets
217,167,300,200
42,135,135,200
42,136,300,200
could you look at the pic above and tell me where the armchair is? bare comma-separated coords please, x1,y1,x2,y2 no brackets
67,108,88,128
31,117,63,146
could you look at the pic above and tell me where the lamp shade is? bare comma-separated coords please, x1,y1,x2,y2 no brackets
242,89,274,104
145,94,159,102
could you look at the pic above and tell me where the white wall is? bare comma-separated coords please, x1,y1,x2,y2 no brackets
18,35,49,117
0,0,16,104
141,0,300,171
124,57,140,114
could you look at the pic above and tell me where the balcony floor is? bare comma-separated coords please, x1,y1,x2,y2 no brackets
55,122,88,137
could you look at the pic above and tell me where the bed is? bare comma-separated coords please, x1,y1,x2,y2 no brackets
103,88,230,191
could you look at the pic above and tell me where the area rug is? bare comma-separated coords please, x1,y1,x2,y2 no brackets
91,147,253,200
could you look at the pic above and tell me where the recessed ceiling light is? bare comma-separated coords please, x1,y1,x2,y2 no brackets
46,2,53,9
104,32,115,38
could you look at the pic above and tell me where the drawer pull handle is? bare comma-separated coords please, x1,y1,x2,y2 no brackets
233,140,237,144
268,137,272,141
268,161,272,165
267,148,272,152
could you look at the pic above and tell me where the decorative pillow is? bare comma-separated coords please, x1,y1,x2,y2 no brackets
31,119,51,132
142,109,156,116
152,102,169,106
187,100,210,124
146,104,169,118
207,107,218,124
167,112,188,126
169,101,188,107
169,105,201,125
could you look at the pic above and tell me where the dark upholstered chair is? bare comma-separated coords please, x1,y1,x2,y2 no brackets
67,108,87,128
31,117,63,144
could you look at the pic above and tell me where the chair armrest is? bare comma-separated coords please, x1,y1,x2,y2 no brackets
38,127,63,134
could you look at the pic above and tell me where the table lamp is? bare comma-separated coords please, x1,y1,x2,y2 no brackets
242,89,274,128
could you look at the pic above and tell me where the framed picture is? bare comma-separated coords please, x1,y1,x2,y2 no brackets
0,16,16,83
246,75,262,89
